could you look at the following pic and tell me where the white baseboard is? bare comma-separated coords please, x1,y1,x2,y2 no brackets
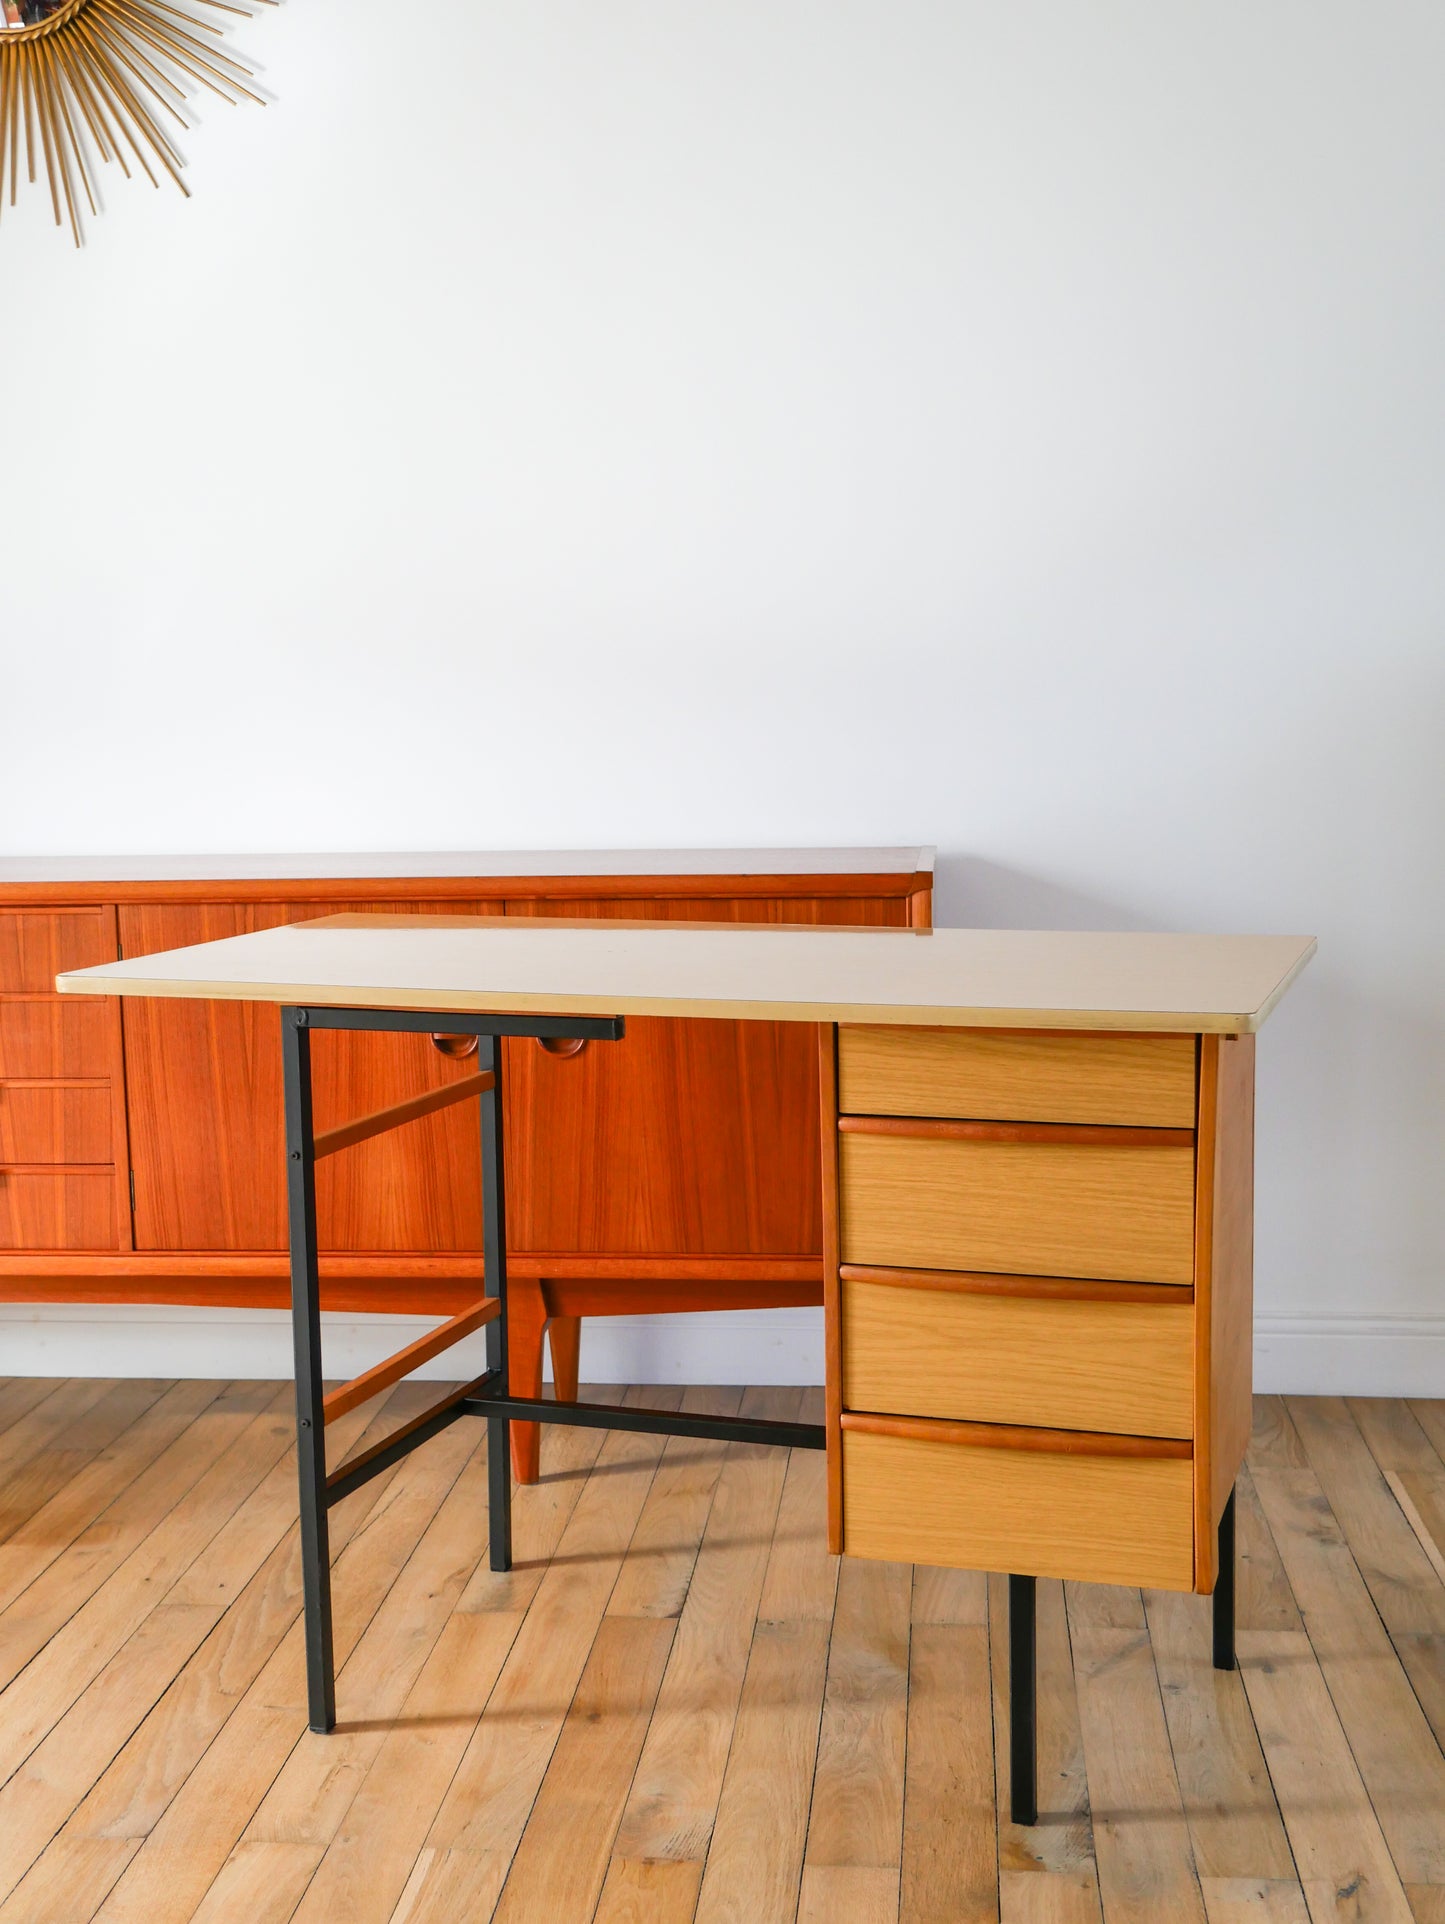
1,1305,1441,1399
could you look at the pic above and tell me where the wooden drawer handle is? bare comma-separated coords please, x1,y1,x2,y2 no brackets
839,1410,1193,1461
537,1037,588,1058
429,1034,479,1059
838,1115,1195,1148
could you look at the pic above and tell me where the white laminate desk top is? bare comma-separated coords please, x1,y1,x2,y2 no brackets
0,847,933,885
57,918,1316,1034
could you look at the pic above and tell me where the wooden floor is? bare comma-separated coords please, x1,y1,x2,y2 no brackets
0,1382,1443,1924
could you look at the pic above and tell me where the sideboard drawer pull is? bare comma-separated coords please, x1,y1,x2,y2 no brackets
429,1034,479,1059
537,1036,588,1058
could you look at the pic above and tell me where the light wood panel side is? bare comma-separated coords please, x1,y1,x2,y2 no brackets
842,1278,1194,1438
838,1025,1198,1126
842,1425,1195,1589
1194,1034,1255,1591
840,1132,1196,1284
819,1025,843,1554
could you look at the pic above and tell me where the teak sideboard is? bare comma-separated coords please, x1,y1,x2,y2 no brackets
0,849,933,1478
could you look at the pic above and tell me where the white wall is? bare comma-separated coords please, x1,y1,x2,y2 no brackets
2,2,1442,1393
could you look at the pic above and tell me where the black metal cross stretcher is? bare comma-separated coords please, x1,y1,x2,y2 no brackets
280,1002,1235,1828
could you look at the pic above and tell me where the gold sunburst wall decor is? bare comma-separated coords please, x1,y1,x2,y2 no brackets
0,0,272,245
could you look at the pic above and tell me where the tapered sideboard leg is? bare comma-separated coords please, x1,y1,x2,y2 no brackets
1009,1573,1038,1825
1213,1485,1237,1672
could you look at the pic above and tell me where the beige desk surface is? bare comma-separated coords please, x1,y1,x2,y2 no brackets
56,917,1315,1034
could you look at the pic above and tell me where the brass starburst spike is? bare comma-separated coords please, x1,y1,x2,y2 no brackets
0,0,266,241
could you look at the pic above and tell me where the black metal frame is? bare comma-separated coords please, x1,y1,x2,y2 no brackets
281,1002,826,1733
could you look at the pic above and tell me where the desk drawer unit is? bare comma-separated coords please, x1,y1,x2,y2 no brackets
823,1024,1255,1597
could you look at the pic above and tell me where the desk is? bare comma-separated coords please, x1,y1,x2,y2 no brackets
58,918,1314,1829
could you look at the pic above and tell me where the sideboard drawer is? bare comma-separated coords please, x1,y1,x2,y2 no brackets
841,1275,1194,1438
0,1168,117,1249
0,911,115,992
838,1026,1197,1128
0,1000,115,1078
841,1418,1195,1589
839,1131,1196,1284
0,1084,112,1164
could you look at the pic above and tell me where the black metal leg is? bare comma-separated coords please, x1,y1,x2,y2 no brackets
283,1008,336,1734
1009,1573,1037,1825
480,1036,512,1572
1213,1484,1237,1671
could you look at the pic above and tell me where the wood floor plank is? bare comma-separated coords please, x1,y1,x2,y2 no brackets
281,1610,524,1924
900,1622,997,1924
1251,1397,1309,1471
1238,1629,1413,1922
190,1841,321,1924
0,1381,223,1619
593,1856,704,1924
1143,1587,1293,1881
90,1384,475,1924
46,1392,394,1856
1236,1467,1303,1635
607,1387,739,1621
609,1389,800,1872
1403,1889,1445,1924
999,1867,1108,1923
0,1381,169,1553
694,1616,831,1924
0,1384,294,1787
990,1573,1098,1891
757,1440,837,1625
912,1563,987,1626
804,1556,909,1875
0,1378,117,1502
0,1379,281,1694
240,1420,487,1852
1406,1403,1445,1465
0,1380,66,1445
1387,1473,1445,1587
1252,1468,1445,1885
1348,1399,1445,1475
1199,1877,1310,1923
1066,1582,1206,1924
1286,1397,1445,1754
0,1836,140,1924
398,1393,684,1918
799,1864,900,1924
493,1615,676,1924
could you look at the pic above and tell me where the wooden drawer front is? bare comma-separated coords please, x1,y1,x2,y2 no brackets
840,1133,1195,1284
839,1027,1197,1128
0,1169,117,1249
0,1084,111,1164
842,1425,1195,1589
0,911,115,991
842,1279,1193,1438
0,1000,114,1078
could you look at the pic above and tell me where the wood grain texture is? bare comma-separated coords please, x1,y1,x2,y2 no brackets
842,1426,1196,1589
1195,1033,1256,1591
0,910,115,992
840,1410,1193,1459
0,998,114,1078
839,1024,1198,1128
0,1384,1440,1922
839,1131,1196,1284
0,1169,117,1250
820,1022,844,1553
0,1082,112,1164
842,1277,1194,1438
